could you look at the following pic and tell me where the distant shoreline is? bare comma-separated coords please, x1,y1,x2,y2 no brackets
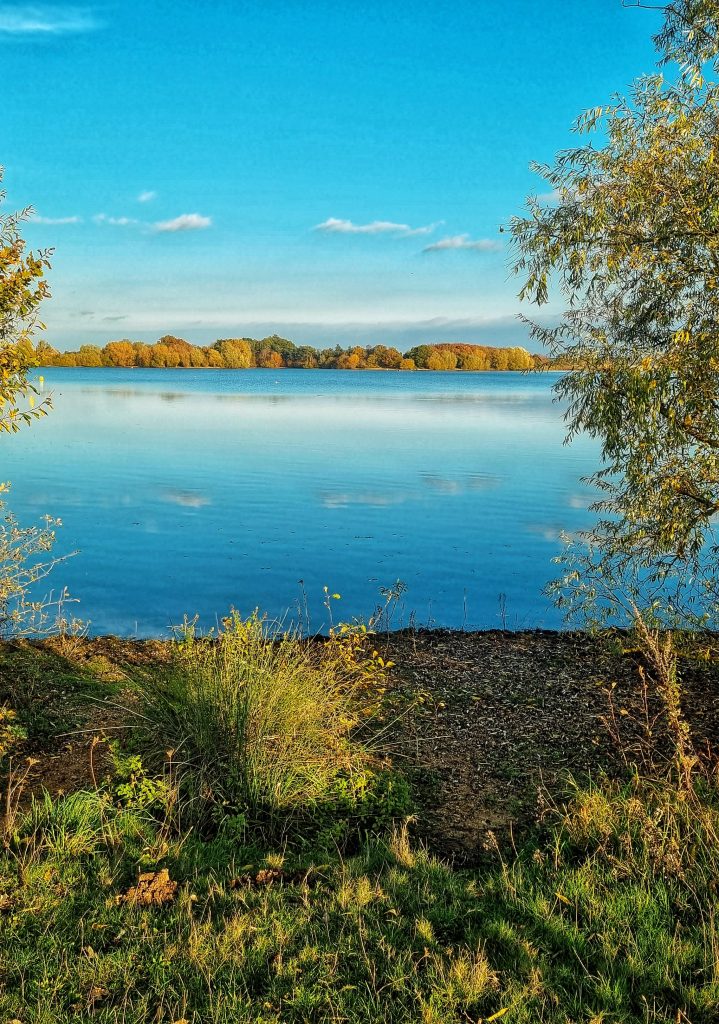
34,363,549,372
35,337,570,372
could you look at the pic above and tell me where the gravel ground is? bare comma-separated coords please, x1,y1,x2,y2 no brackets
374,629,719,861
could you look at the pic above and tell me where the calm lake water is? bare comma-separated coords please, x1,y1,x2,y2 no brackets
4,368,600,636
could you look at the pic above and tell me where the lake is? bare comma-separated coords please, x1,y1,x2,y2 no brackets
3,368,600,636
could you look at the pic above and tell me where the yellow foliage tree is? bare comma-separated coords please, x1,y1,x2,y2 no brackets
0,167,51,431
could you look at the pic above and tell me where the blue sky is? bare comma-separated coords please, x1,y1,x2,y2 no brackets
3,1,664,351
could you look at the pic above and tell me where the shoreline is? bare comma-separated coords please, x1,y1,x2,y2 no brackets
34,364,553,373
5,626,719,861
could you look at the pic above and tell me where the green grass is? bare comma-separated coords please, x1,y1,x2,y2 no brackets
2,628,719,1021
1,768,719,1023
0,638,121,749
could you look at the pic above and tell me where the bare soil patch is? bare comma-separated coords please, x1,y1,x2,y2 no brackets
376,629,719,861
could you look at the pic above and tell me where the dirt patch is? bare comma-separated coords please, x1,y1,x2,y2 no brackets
375,629,719,862
21,689,138,804
230,866,323,889
42,634,172,672
116,868,177,906
0,636,146,807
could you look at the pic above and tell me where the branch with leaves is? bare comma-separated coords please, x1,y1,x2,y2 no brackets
511,2,719,580
0,167,52,432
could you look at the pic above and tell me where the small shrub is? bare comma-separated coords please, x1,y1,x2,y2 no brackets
110,746,173,812
0,706,26,759
311,768,413,848
0,485,81,638
558,766,719,893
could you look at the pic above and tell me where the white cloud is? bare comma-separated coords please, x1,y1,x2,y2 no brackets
93,213,137,226
137,190,157,203
153,213,212,233
31,213,81,225
404,221,443,237
534,190,561,204
422,234,502,254
315,217,440,237
0,5,99,35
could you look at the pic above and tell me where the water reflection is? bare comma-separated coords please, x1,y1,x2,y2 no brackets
319,489,416,509
421,473,501,494
3,368,600,636
161,489,212,509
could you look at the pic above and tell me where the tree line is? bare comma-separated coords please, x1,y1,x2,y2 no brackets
33,335,555,371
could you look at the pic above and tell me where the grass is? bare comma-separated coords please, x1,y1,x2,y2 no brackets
1,769,719,1022
2,622,719,1021
129,611,402,840
0,638,119,749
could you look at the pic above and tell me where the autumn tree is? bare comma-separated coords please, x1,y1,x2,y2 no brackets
366,345,403,369
131,342,153,367
213,338,253,369
0,168,51,430
0,170,77,635
256,334,297,362
405,345,433,368
427,348,457,371
290,345,319,368
511,1,719,614
157,343,181,367
507,347,533,371
203,346,225,368
337,347,364,369
103,340,135,367
77,344,103,367
489,349,509,371
34,341,59,365
188,345,207,367
257,348,284,368
158,335,195,367
459,351,490,371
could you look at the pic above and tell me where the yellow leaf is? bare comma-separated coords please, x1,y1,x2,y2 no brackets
487,1010,510,1022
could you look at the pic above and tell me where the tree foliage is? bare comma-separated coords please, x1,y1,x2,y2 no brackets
37,335,542,372
511,1,719,583
0,170,78,636
0,168,51,431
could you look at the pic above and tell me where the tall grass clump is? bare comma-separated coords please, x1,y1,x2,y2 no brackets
569,613,719,891
134,611,375,832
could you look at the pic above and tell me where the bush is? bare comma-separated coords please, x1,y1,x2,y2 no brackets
134,612,375,833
